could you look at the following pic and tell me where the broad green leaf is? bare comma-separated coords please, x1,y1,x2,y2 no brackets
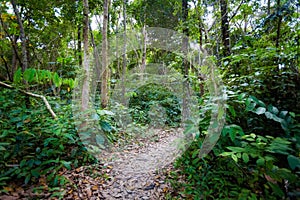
100,121,112,132
97,110,115,116
31,169,40,178
20,159,27,168
246,102,256,112
13,68,22,83
95,134,105,145
52,73,62,87
228,105,236,117
264,112,283,123
231,154,238,162
254,107,266,115
242,153,249,163
267,104,279,115
256,157,265,166
23,68,36,83
287,155,300,170
192,149,199,159
219,152,233,156
226,146,245,153
279,111,288,118
289,112,295,118
61,161,71,170
249,95,266,107
25,175,31,184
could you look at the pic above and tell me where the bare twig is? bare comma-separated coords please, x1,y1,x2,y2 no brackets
0,81,57,119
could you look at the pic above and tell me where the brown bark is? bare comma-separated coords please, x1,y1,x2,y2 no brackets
0,55,12,81
182,0,190,122
220,0,231,57
11,35,18,78
89,23,101,90
121,0,127,104
275,0,282,50
101,0,110,108
78,24,83,66
10,0,28,72
140,25,147,79
81,0,90,112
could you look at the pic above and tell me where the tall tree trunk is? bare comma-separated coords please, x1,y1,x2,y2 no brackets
182,0,190,122
89,23,101,91
220,0,231,57
11,35,18,79
275,0,282,50
101,0,110,108
81,0,90,112
267,0,271,15
195,1,205,95
77,25,83,66
275,0,282,71
121,0,127,104
10,0,28,72
140,24,147,80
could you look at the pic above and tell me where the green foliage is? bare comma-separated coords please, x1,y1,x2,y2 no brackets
129,83,181,127
13,68,76,90
168,93,300,199
0,88,96,189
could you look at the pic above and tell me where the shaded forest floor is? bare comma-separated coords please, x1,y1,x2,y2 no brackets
0,128,186,200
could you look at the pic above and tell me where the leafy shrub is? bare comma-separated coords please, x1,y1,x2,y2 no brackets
0,88,96,188
168,93,300,199
128,83,181,127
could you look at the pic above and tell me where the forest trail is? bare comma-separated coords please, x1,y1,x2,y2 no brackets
0,128,185,200
55,128,187,200
97,128,185,199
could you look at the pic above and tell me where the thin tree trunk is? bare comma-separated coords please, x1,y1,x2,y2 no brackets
275,0,282,50
140,24,147,80
275,0,282,71
89,23,101,91
0,55,12,81
78,24,83,66
195,1,205,96
101,0,110,108
81,0,90,112
220,0,231,57
10,0,28,72
121,0,127,104
182,0,190,122
116,12,120,79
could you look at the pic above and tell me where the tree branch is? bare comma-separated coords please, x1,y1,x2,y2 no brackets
0,81,57,119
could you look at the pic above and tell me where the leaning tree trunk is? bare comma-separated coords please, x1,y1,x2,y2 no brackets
101,0,110,108
10,0,28,72
220,0,231,57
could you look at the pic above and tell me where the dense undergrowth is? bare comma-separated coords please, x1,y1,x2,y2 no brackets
0,88,97,192
167,91,300,199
